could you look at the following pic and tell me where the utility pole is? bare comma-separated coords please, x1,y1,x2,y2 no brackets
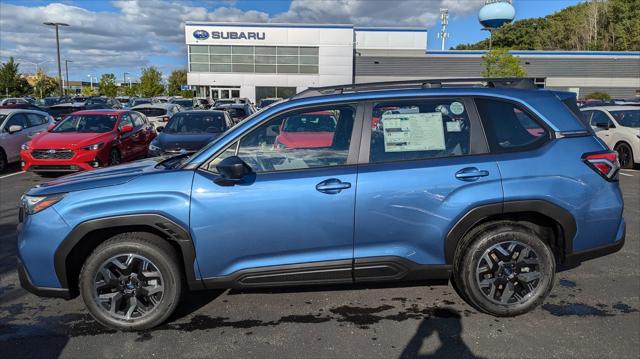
437,8,450,50
43,22,69,96
65,59,72,96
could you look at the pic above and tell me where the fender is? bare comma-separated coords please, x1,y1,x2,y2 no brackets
54,214,204,291
444,200,577,264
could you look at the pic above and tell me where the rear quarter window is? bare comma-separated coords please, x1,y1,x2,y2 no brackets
475,98,550,153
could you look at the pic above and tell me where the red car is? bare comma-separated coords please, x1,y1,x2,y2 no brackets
21,110,156,174
274,111,337,149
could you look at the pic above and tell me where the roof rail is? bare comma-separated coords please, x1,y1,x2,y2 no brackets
291,77,537,100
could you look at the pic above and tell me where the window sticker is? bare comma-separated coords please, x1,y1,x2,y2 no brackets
446,120,463,132
450,102,465,115
382,112,445,152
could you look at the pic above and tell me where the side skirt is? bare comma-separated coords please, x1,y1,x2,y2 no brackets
201,257,452,289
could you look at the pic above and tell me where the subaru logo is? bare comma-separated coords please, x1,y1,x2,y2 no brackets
47,149,56,154
193,30,209,40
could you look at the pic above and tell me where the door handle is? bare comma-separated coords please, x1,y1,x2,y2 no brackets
316,178,351,194
455,167,490,181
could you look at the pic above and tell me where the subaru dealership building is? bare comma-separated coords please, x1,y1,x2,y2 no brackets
185,22,640,102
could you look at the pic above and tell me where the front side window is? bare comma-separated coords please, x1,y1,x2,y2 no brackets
475,98,549,152
4,113,27,131
25,113,47,127
52,114,117,133
233,105,356,173
118,114,133,130
590,111,614,128
610,110,640,128
369,98,472,163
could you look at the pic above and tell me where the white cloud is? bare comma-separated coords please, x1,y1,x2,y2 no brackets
0,0,483,78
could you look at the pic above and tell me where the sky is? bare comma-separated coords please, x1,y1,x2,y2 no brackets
0,0,583,82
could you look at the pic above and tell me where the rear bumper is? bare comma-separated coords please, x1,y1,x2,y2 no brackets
564,219,626,266
17,257,72,299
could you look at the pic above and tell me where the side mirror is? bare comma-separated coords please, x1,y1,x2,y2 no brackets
156,126,164,132
8,125,23,134
595,122,610,129
120,124,134,133
216,156,253,181
47,124,56,132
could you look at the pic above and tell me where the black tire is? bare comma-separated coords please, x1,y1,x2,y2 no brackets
453,221,555,317
79,232,183,331
614,142,634,169
0,148,6,173
108,148,121,166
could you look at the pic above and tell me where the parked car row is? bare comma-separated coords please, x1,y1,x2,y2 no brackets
0,95,262,173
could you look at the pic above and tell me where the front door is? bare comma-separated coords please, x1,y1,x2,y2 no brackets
190,103,362,286
353,97,502,279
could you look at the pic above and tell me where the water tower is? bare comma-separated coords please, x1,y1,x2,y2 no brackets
478,0,515,49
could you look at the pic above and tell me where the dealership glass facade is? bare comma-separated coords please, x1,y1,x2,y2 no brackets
189,45,319,74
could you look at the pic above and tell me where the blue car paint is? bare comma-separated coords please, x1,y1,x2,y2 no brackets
17,86,624,292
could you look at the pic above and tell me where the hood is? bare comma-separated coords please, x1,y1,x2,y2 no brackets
27,157,166,196
277,132,334,149
156,132,221,151
30,132,112,150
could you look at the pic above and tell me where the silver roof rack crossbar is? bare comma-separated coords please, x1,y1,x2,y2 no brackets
291,77,537,100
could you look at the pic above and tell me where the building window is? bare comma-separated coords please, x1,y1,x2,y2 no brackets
188,45,319,74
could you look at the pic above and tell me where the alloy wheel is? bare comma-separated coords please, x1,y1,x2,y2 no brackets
475,241,543,305
93,254,164,321
109,150,120,166
616,144,631,168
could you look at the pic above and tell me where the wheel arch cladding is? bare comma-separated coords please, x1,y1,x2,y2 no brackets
444,200,576,265
54,214,204,297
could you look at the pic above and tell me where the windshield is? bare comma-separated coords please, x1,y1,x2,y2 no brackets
136,108,166,117
164,112,226,134
283,113,336,132
37,98,59,106
132,99,151,107
173,100,193,107
0,114,7,125
610,110,640,128
52,114,117,133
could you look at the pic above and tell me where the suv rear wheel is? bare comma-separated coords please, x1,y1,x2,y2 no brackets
79,232,183,330
454,221,555,316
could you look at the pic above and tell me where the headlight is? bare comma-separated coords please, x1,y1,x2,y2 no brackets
149,143,161,151
21,143,30,151
20,193,65,215
83,142,104,151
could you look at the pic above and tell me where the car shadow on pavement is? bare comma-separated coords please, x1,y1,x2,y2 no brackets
167,289,226,323
399,308,482,359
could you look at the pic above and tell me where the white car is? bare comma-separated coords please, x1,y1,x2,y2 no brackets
0,109,55,172
581,106,640,169
131,103,181,129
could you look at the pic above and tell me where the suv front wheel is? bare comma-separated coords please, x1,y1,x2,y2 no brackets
79,232,183,330
454,221,555,316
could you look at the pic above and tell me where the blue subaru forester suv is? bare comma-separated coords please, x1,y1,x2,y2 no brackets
17,79,625,330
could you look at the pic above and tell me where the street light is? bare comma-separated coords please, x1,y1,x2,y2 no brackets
43,22,69,96
65,60,73,96
17,58,51,74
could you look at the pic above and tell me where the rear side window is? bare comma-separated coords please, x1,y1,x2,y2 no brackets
25,113,47,127
475,99,549,152
369,98,472,163
136,108,166,117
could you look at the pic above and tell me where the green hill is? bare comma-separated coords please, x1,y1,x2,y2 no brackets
454,0,640,51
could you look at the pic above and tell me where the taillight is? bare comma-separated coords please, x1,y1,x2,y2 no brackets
161,116,170,122
583,151,619,181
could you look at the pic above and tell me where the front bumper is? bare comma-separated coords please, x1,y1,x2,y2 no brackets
21,149,106,172
17,257,72,299
564,219,626,266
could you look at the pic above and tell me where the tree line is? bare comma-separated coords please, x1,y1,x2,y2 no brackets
456,0,640,51
0,57,192,99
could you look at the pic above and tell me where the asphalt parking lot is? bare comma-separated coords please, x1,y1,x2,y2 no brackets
1,165,638,358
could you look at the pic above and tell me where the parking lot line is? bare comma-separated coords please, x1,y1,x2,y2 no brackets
619,172,634,177
0,171,25,179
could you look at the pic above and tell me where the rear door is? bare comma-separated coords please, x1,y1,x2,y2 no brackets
353,97,502,280
2,113,29,162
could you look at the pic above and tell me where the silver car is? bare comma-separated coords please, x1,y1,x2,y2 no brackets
131,103,182,129
0,109,55,172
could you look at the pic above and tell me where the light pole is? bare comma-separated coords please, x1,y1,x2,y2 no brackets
43,22,69,96
88,74,94,90
64,60,72,96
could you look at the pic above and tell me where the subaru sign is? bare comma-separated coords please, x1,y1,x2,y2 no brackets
180,85,190,91
211,31,265,40
193,30,209,40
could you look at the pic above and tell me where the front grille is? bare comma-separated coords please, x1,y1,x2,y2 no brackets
31,149,74,160
30,165,79,172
